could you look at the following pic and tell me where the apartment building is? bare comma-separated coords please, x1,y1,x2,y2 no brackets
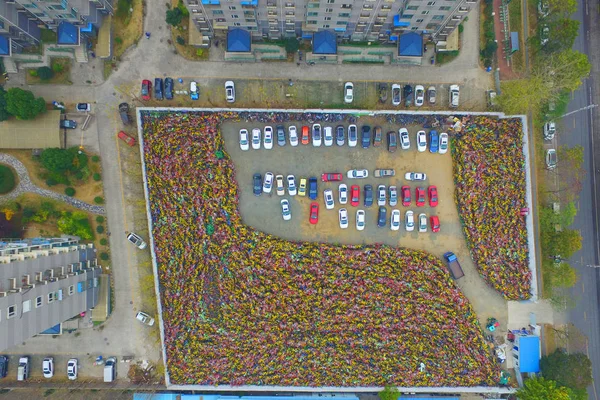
0,237,102,351
186,0,476,43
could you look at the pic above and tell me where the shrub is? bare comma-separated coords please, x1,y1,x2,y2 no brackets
100,252,109,261
166,7,183,26
29,70,38,77
0,164,16,194
57,211,94,240
458,24,464,33
93,173,101,181
37,66,54,80
96,215,105,223
284,38,300,54
196,49,204,57
94,196,104,204
96,225,105,234
74,171,84,180
176,36,185,45
178,0,189,17
115,37,123,45
91,155,100,162
45,177,58,186
100,238,108,246
51,60,64,73
64,187,76,196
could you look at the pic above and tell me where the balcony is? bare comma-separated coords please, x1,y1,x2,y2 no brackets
267,2,276,8
458,6,469,12
240,0,258,6
188,0,199,5
285,2,294,7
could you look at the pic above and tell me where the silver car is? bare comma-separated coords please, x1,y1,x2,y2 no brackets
126,232,147,249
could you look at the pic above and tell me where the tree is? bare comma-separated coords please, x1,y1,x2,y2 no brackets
516,377,571,400
550,324,588,353
284,38,300,54
0,86,10,121
549,261,578,288
541,349,593,390
40,148,77,173
554,145,586,203
547,0,577,17
548,229,582,259
57,211,94,240
36,66,54,80
165,7,183,26
5,88,46,120
379,386,399,400
545,19,580,53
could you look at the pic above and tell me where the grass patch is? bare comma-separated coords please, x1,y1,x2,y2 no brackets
0,164,17,194
25,58,72,85
436,50,460,65
113,0,143,58
103,60,116,80
508,0,525,73
170,15,210,61
40,29,57,44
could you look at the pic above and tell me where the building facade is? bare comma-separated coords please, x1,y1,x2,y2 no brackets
186,0,476,43
0,237,102,351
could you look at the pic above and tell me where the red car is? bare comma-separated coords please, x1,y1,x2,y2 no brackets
350,185,360,207
141,79,152,101
430,215,440,232
117,131,136,147
301,126,310,145
428,185,438,207
321,173,343,182
401,185,411,207
416,187,425,207
309,202,319,224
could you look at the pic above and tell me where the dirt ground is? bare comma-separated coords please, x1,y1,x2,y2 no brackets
222,117,508,326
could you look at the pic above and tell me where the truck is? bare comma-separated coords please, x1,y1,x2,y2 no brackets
17,356,29,381
443,252,465,279
104,357,117,382
374,169,395,178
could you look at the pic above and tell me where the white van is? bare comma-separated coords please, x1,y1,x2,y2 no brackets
449,85,460,108
17,356,29,381
104,357,117,382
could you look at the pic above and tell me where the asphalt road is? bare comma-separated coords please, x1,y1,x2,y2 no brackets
560,0,600,398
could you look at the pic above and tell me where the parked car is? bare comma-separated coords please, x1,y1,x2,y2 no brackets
546,149,557,169
322,173,343,182
141,79,151,100
253,173,262,196
239,129,249,151
277,125,286,146
76,103,91,112
439,132,449,154
323,126,334,146
347,169,369,179
390,209,400,231
190,81,199,100
118,102,131,124
348,124,358,147
117,131,136,147
309,202,319,224
350,185,360,207
449,84,460,108
289,125,298,146
418,213,428,233
251,128,261,150
363,184,373,207
298,177,307,197
281,199,292,221
377,185,386,206
415,85,425,107
42,357,54,379
301,125,310,144
403,84,413,107
387,131,397,152
415,187,425,207
263,172,274,193
60,119,77,129
339,183,348,204
17,357,29,381
389,186,398,206
374,169,395,178
427,86,436,104
127,232,147,249
336,125,345,146
164,77,174,100
67,359,78,381
339,208,349,228
361,125,371,148
377,206,387,228
544,122,556,140
136,311,155,326
391,84,401,106
312,124,322,146
430,215,441,233
373,126,383,147
428,185,438,207
0,356,7,378
401,185,411,207
344,82,354,103
399,128,410,150
356,209,366,231
429,130,439,153
405,172,427,181
405,210,415,231
323,189,335,210
264,126,274,149
308,177,318,200
276,175,285,196
417,130,427,152
287,175,297,196
225,80,235,102
154,78,164,100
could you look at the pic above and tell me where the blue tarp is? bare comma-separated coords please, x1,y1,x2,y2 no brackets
511,31,519,52
398,31,423,57
57,21,79,45
393,15,411,27
40,324,61,335
227,28,251,52
0,35,9,55
80,22,93,33
312,30,337,54
518,335,540,373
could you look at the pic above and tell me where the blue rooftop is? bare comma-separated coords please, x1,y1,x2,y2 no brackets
0,35,10,56
518,335,540,373
227,27,251,52
313,30,337,54
393,15,411,27
398,31,423,57
57,21,79,45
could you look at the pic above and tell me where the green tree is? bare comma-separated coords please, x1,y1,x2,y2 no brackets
541,349,593,390
545,19,580,53
57,211,94,240
166,7,183,26
0,86,10,121
40,148,77,173
548,229,583,259
547,0,577,16
554,145,586,203
549,261,578,288
36,66,54,80
284,38,300,54
178,0,189,17
378,386,399,400
5,88,46,120
516,377,571,400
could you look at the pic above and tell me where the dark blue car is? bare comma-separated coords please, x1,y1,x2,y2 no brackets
361,125,371,148
253,173,262,196
309,177,318,200
364,184,373,207
164,77,174,100
429,130,439,153
154,78,164,100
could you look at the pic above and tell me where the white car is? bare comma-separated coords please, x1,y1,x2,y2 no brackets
405,172,427,181
190,81,199,100
239,129,249,151
392,84,401,106
427,86,437,104
287,175,297,196
289,125,298,146
390,209,400,231
339,184,348,204
251,128,261,150
347,169,369,179
281,199,291,221
405,210,415,232
276,175,285,196
544,122,556,140
312,124,322,147
416,130,427,152
449,84,460,108
356,209,366,231
439,132,449,154
263,126,274,150
339,208,349,229
344,82,354,104
136,311,155,326
76,103,91,112
42,357,54,379
324,126,334,146
323,189,335,210
348,124,358,147
225,80,235,103
127,232,147,249
399,128,410,150
263,172,273,193
415,85,425,107
418,213,427,233
67,359,78,380
377,184,386,206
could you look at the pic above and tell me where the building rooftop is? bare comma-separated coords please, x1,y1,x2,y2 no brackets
0,110,62,149
313,30,337,54
398,32,423,57
227,28,251,52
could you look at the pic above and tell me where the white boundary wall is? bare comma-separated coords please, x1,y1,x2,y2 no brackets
135,108,534,395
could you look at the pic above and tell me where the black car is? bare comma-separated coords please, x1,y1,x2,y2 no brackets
361,125,371,148
0,355,7,378
154,78,164,100
364,184,373,207
277,125,286,146
164,77,174,100
335,125,345,146
60,119,77,129
403,84,413,107
387,131,397,152
253,173,262,196
377,206,387,228
308,177,318,200
119,102,131,125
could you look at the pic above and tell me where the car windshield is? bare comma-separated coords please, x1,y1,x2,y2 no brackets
141,85,148,95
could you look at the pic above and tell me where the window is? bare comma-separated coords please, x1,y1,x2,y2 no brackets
48,4,66,10
307,11,318,16
338,12,350,17
427,1,436,5
22,300,31,313
411,26,419,30
213,9,224,14
307,20,317,24
400,14,413,19
23,3,38,9
307,3,319,8
416,18,423,22
322,24,330,28
7,305,16,319
421,10,429,14
36,296,43,308
439,6,451,10
47,292,54,304
406,5,418,10
432,14,444,20
341,3,352,8
324,16,331,20
327,0,335,3
69,285,75,296
232,14,239,18
325,8,333,12
336,20,348,25
228,5,236,9
233,22,241,25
